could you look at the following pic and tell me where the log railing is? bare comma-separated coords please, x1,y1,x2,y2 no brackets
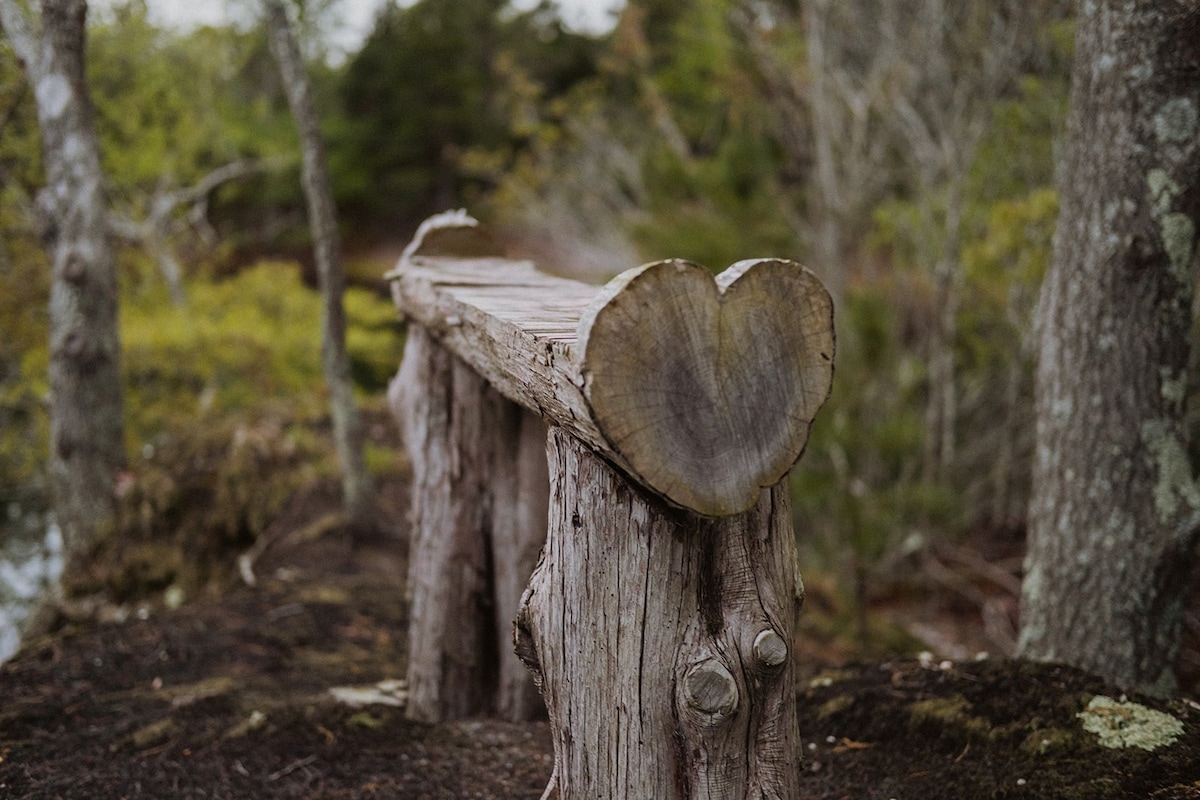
387,211,835,798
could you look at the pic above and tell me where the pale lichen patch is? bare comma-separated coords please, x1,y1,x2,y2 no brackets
1160,368,1188,407
1146,168,1198,282
1077,695,1184,751
1140,419,1200,521
1148,169,1178,211
1153,97,1198,145
34,72,71,119
1160,213,1195,282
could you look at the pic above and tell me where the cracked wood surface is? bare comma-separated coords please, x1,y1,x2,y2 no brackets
388,254,834,516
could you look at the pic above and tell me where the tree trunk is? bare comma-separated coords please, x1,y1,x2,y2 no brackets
1018,0,1200,697
515,429,803,799
389,327,545,721
0,0,125,574
265,0,373,524
802,0,845,308
922,176,964,485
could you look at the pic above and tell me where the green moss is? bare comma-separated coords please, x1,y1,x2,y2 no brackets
1019,726,1080,756
909,695,992,741
817,694,856,720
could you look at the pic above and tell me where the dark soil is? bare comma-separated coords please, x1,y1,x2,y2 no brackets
2,480,1199,799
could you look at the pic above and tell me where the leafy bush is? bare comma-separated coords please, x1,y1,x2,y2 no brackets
121,260,325,445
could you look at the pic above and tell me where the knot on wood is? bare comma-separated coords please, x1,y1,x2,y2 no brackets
683,659,740,718
752,628,788,668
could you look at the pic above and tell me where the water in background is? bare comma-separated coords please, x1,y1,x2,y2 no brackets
0,503,63,663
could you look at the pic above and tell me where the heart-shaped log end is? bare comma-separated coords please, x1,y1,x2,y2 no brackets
578,258,835,517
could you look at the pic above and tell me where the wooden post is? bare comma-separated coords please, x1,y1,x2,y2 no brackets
388,212,835,792
389,326,547,721
515,430,803,798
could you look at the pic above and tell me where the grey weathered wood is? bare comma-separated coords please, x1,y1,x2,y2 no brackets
389,252,834,516
492,407,550,721
515,429,804,799
389,327,545,721
577,258,834,515
389,214,836,793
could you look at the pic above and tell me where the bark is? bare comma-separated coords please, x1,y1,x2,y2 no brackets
515,429,803,799
265,0,373,523
491,406,550,721
0,0,125,573
389,327,545,722
801,0,845,306
1018,0,1200,697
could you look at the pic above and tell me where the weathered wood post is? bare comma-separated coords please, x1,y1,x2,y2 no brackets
388,214,551,722
388,212,835,796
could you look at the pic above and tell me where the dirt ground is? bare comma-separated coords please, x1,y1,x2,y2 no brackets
2,480,1200,799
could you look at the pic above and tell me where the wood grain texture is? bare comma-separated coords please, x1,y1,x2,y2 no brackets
578,258,835,515
389,254,835,517
515,429,803,799
389,328,545,722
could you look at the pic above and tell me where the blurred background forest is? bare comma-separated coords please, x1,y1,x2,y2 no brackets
7,0,1189,675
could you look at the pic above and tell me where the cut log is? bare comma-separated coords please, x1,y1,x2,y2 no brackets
577,258,835,515
389,254,833,516
515,429,804,799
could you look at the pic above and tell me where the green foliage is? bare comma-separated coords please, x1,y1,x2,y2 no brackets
86,2,305,259
616,2,802,269
344,286,405,392
793,280,958,573
333,0,602,228
120,257,401,444
89,4,238,189
0,37,48,503
0,235,49,506
121,260,325,446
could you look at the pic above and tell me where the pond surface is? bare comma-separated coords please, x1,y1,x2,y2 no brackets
0,503,62,663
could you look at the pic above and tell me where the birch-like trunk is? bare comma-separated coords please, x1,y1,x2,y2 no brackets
1018,0,1200,697
265,0,373,524
0,0,125,574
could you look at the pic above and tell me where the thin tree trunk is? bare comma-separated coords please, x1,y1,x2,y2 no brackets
0,0,125,575
803,0,845,308
265,0,373,523
1018,0,1200,697
924,177,964,484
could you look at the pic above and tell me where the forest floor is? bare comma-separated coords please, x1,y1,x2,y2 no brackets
2,477,1200,799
